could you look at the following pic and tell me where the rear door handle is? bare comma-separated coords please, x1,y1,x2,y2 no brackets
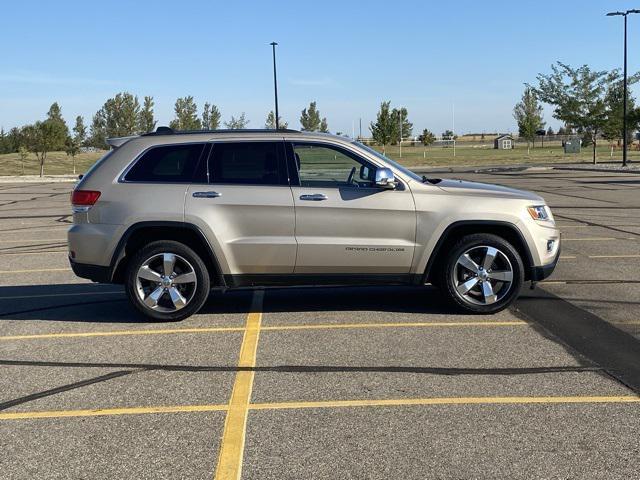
192,191,221,198
300,193,328,201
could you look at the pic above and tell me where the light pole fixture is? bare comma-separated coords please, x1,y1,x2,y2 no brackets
606,9,640,167
270,42,280,130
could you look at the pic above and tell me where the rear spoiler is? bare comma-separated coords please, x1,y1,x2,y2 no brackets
106,135,138,149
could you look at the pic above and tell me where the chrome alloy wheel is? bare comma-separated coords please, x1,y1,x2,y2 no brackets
452,245,514,305
135,253,197,313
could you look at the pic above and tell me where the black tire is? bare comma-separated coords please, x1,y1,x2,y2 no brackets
125,240,210,321
437,233,524,314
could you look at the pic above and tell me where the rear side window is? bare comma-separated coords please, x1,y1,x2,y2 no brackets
125,144,205,182
209,142,287,186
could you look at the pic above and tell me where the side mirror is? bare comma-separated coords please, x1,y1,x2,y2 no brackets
375,168,397,189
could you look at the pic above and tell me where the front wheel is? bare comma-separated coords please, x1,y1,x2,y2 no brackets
125,240,210,321
438,233,524,314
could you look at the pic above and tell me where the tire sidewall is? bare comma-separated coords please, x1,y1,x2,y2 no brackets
125,240,210,321
442,234,524,314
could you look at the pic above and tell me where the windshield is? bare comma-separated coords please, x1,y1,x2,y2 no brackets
353,141,423,182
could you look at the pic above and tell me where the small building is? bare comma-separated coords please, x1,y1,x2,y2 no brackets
494,134,514,150
563,137,581,154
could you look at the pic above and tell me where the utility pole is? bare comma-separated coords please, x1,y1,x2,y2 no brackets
399,110,403,158
270,42,280,130
607,9,640,166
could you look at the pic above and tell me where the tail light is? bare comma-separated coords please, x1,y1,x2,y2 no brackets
71,190,101,213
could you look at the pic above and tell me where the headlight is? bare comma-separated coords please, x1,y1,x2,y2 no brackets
527,205,553,222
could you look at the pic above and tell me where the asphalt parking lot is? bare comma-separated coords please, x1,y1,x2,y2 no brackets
1,169,640,480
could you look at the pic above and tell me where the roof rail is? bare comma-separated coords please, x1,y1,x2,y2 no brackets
142,126,300,136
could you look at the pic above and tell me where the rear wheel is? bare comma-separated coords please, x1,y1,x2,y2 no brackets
125,240,210,321
438,233,524,314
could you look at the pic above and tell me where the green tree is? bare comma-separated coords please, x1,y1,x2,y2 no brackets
88,92,141,147
390,107,412,144
224,113,249,129
73,116,87,146
300,101,326,132
169,96,201,130
513,87,545,154
442,129,454,140
369,101,394,153
546,126,555,136
138,96,156,133
46,102,69,151
23,119,67,177
265,110,288,129
532,62,629,164
18,145,28,175
202,103,222,130
420,128,436,146
65,135,80,174
602,79,640,147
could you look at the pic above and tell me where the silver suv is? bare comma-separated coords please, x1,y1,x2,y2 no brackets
68,128,560,321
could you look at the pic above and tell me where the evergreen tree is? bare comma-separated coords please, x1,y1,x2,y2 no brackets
202,103,222,130
224,113,249,129
265,110,288,129
369,101,393,153
420,128,436,146
300,101,326,131
546,126,555,136
46,102,69,150
513,87,545,154
390,107,412,144
138,96,156,133
73,116,87,146
170,96,201,130
88,92,141,147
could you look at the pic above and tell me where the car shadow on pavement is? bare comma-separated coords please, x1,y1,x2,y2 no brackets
0,284,455,323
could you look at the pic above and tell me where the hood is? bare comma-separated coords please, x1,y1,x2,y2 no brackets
434,179,544,202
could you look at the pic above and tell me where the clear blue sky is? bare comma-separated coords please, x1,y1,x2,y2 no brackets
1,0,638,136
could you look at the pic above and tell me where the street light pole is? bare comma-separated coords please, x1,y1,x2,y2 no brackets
607,9,640,167
270,42,280,130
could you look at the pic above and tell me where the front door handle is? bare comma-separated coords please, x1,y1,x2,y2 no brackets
300,193,328,201
193,191,221,198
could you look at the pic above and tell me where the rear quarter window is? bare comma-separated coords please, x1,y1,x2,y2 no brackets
124,143,205,183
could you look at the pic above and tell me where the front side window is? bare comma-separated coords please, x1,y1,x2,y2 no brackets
208,142,287,185
293,143,376,188
125,143,205,182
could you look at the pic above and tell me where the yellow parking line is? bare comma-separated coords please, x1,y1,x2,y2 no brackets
214,290,264,480
563,237,621,241
0,290,122,300
0,251,66,256
0,326,245,341
0,403,228,421
0,320,526,342
589,254,640,259
3,395,638,421
250,395,640,411
0,268,70,274
262,321,527,331
0,238,66,243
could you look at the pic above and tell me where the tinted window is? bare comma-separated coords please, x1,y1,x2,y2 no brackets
125,144,205,182
293,143,376,188
209,142,287,185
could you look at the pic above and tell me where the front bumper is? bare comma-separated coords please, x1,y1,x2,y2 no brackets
530,245,560,282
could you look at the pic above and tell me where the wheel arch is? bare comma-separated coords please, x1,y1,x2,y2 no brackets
110,221,225,286
422,220,534,284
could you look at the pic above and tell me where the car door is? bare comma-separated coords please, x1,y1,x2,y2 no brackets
288,141,416,275
184,140,296,277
